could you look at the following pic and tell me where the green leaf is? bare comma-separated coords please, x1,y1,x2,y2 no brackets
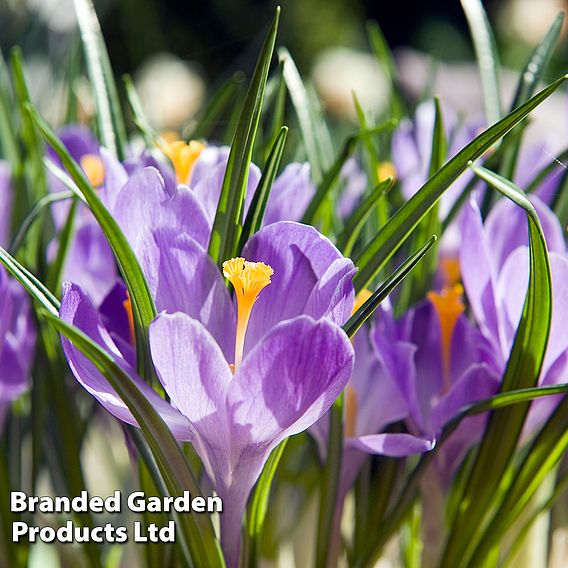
316,393,344,568
123,74,158,148
9,191,74,255
460,0,502,125
42,312,225,568
366,20,404,119
239,126,288,250
26,103,157,379
263,62,287,163
510,12,564,109
192,73,244,140
337,178,393,256
73,0,127,159
0,246,60,314
440,165,552,567
343,236,437,339
352,74,567,292
245,439,288,567
279,47,333,183
208,8,280,266
0,55,20,169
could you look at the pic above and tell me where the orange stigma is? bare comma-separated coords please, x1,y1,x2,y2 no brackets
344,384,358,438
80,154,105,188
160,139,205,185
122,293,135,347
427,284,464,393
223,257,273,371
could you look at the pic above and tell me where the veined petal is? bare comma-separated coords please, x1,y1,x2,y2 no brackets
149,312,233,483
59,283,191,440
110,167,211,253
241,221,356,349
138,228,235,360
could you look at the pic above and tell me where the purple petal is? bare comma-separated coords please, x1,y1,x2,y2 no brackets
348,433,435,457
149,312,233,482
109,167,211,253
59,283,191,439
337,157,367,219
263,162,315,225
242,221,356,349
137,228,235,360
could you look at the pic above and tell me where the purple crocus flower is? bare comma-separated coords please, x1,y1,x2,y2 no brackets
0,166,36,425
59,220,355,566
460,195,568,432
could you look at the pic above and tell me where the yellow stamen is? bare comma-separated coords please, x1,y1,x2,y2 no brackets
352,288,372,315
377,161,397,183
344,384,358,438
223,257,274,371
160,139,205,185
441,256,461,287
427,285,465,394
80,154,105,187
122,293,135,347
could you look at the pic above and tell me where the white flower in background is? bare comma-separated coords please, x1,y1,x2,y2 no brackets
135,53,206,132
26,0,77,33
312,47,389,122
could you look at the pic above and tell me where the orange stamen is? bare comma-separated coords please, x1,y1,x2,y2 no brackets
122,293,135,347
160,139,205,185
80,154,105,187
344,384,358,438
427,284,465,394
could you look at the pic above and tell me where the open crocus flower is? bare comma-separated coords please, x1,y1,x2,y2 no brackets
59,221,355,566
460,195,568,433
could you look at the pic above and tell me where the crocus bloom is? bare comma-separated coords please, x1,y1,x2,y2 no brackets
0,165,36,425
60,221,355,566
460,195,568,432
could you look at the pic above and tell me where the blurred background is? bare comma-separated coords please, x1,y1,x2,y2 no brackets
0,0,566,143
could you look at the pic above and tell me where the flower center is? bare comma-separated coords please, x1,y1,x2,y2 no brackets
80,154,105,188
344,384,358,438
427,284,465,394
377,161,397,182
223,257,274,372
160,139,205,185
122,293,135,347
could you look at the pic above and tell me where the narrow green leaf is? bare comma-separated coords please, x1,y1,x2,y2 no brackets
123,74,159,148
9,191,74,255
440,165,552,568
263,62,287,162
192,73,244,140
343,236,436,339
316,393,344,568
352,74,567,292
73,0,127,159
0,246,60,313
239,126,288,250
337,178,393,256
0,55,20,168
245,439,288,567
366,20,404,119
27,104,157,379
510,12,564,109
460,0,502,125
208,8,280,266
43,312,225,568
279,47,333,183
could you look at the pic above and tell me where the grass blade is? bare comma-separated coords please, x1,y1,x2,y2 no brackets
460,0,502,125
208,8,280,266
73,0,127,159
